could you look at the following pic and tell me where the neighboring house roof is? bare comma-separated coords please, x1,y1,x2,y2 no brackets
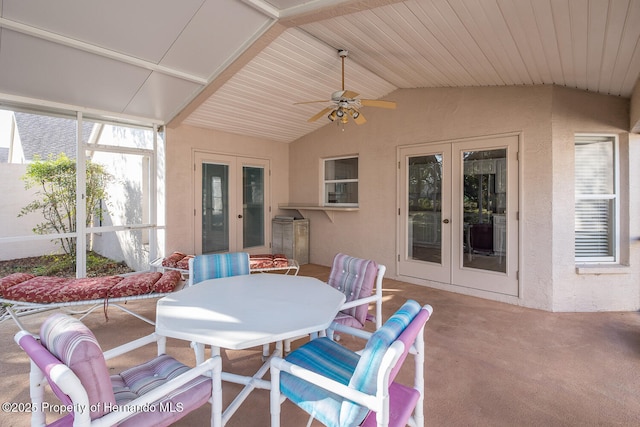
0,147,8,163
13,112,93,161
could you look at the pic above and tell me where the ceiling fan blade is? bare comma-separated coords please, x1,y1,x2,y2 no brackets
294,100,331,105
308,107,334,123
341,90,360,99
360,99,397,109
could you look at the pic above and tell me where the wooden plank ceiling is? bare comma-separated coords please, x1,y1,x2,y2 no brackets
1,0,639,142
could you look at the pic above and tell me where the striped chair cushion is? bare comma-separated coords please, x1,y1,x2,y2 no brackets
40,313,116,419
328,253,378,327
191,252,250,284
281,337,361,427
341,300,422,424
280,300,422,427
111,354,212,427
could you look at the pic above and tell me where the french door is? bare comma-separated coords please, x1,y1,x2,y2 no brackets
398,135,519,296
194,152,270,254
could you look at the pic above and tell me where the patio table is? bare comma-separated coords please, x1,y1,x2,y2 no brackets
155,273,345,425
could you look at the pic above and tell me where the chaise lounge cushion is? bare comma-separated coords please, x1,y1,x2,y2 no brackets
1,271,182,303
0,272,35,294
249,254,275,269
176,255,193,270
58,276,123,302
249,253,289,269
3,276,73,303
273,254,289,268
108,272,161,298
162,251,186,268
153,270,183,293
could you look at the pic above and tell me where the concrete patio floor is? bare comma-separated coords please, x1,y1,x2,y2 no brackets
1,264,639,426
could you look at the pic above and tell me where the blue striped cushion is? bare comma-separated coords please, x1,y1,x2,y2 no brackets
340,299,422,425
191,252,250,284
280,300,422,427
281,337,360,427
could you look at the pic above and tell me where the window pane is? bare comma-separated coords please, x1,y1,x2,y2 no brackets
202,163,229,253
574,135,616,261
325,182,358,204
408,155,442,264
575,140,613,194
575,198,614,257
84,119,154,149
243,166,264,248
325,157,358,180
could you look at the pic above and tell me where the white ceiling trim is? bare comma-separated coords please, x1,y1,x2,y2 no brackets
0,91,165,126
243,0,356,19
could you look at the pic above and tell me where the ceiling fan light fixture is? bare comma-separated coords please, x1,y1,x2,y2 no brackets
297,49,397,126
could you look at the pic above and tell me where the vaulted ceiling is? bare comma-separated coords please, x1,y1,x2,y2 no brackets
1,0,639,143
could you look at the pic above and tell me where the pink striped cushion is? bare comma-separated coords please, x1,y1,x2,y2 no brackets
112,354,212,427
40,314,116,419
328,253,378,327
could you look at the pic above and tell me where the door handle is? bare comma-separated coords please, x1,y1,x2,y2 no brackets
238,214,243,219
442,219,450,224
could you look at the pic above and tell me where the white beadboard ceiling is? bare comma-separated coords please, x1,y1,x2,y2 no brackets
1,0,639,142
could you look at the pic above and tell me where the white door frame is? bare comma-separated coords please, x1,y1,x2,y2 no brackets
397,134,520,297
194,151,270,255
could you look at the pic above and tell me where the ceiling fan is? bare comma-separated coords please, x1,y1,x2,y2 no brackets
296,49,397,125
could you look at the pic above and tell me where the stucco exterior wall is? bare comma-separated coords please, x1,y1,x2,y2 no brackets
290,85,555,310
0,164,60,259
550,87,638,311
164,124,289,256
289,85,636,312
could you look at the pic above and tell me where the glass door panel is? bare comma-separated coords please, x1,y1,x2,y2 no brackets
461,149,507,273
242,166,264,248
408,155,443,264
399,143,451,284
202,163,229,253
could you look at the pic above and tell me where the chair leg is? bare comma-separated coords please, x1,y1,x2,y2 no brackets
29,361,46,426
269,364,282,427
263,343,270,360
211,357,223,427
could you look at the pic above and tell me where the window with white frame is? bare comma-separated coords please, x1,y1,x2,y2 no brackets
323,156,358,206
574,134,618,262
